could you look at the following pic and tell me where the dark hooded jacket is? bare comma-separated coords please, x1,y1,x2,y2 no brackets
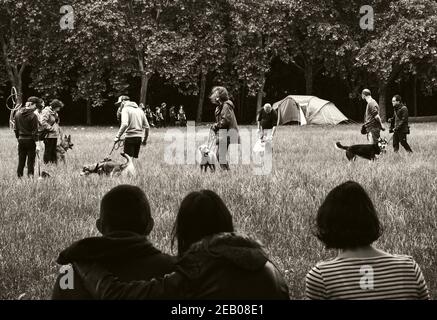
52,231,175,299
214,100,240,144
14,107,39,140
73,233,290,300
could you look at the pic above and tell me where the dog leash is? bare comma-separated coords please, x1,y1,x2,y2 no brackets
108,139,125,157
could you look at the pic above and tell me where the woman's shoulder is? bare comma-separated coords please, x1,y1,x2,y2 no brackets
314,253,417,269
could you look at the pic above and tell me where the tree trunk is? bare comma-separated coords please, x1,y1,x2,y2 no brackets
304,63,313,95
139,73,150,106
412,75,418,117
378,82,387,122
86,100,92,125
256,75,266,117
196,71,207,123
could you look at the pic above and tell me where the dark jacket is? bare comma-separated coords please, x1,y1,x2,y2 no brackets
14,107,39,140
74,233,290,300
390,105,410,134
214,100,240,144
52,231,176,300
214,101,239,131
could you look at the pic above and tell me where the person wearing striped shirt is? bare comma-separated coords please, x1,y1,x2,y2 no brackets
306,181,430,300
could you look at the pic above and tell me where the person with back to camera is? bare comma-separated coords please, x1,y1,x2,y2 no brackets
73,189,290,299
52,185,175,299
306,181,430,300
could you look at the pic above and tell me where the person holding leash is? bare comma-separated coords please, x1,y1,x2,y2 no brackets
210,86,240,171
41,99,64,164
361,89,385,144
115,99,149,159
14,96,42,178
389,95,412,153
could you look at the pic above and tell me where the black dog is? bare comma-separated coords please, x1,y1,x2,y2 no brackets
335,138,388,161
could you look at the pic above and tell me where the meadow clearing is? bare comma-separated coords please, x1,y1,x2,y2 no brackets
0,124,436,300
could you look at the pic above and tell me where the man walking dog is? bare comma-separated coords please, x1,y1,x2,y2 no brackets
390,95,412,153
115,99,150,160
14,97,42,178
361,89,385,144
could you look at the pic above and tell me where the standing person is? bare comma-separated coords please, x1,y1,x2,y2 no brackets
177,105,187,127
390,95,412,153
14,97,42,178
306,181,430,300
52,185,175,299
210,86,240,171
40,99,64,164
73,189,290,299
115,100,149,158
160,102,168,128
115,95,130,122
257,103,278,141
361,89,385,144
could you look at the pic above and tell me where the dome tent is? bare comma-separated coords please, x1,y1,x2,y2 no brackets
272,95,348,125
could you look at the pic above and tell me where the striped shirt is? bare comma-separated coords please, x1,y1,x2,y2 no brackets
306,255,430,300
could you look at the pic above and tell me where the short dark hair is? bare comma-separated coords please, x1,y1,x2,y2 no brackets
171,190,234,256
314,181,382,249
99,185,153,235
27,96,43,108
50,99,64,109
393,95,402,102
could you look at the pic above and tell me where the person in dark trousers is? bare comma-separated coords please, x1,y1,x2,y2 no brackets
361,89,385,144
210,86,240,171
52,185,175,299
115,100,149,159
390,95,412,153
14,97,42,178
41,99,64,164
257,103,278,140
73,189,290,299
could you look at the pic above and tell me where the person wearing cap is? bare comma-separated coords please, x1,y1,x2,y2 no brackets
115,100,149,158
14,96,42,177
257,103,278,141
41,99,64,164
115,95,130,122
361,89,385,144
52,185,175,299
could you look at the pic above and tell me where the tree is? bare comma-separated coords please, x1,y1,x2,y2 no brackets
228,0,288,116
172,0,229,123
0,0,55,105
355,0,437,121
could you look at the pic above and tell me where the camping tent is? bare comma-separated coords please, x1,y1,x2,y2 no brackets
272,95,348,125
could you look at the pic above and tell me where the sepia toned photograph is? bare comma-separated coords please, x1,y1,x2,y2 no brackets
0,0,436,307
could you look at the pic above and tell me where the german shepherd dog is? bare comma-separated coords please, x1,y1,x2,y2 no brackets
80,153,135,177
335,138,388,161
56,135,74,164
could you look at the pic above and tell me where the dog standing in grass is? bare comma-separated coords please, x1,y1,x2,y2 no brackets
198,144,218,172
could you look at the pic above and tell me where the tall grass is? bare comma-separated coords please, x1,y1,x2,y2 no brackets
0,124,436,299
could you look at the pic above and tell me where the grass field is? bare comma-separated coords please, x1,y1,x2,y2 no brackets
0,124,436,300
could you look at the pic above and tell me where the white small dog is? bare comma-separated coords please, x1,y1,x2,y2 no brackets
198,144,218,172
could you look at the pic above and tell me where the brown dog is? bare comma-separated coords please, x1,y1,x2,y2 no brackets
56,135,74,164
80,153,135,177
